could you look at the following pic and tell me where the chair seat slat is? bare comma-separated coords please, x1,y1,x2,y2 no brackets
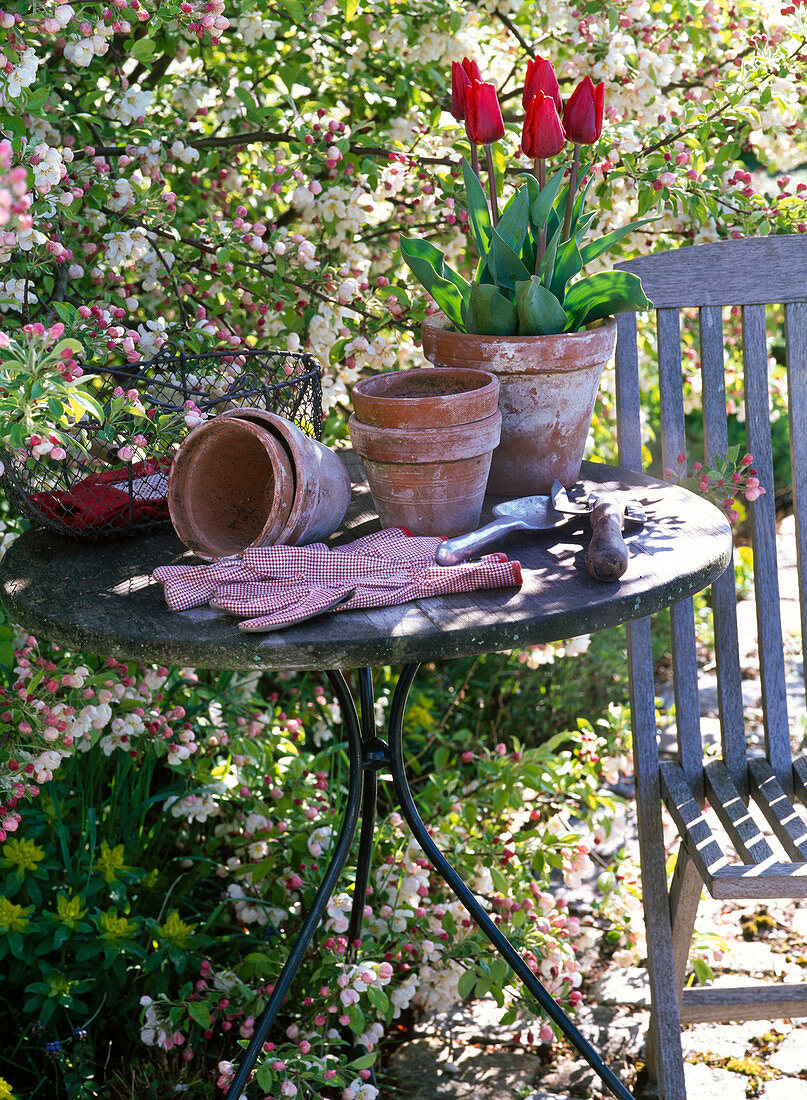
704,760,775,864
793,756,807,805
748,758,807,860
659,762,730,891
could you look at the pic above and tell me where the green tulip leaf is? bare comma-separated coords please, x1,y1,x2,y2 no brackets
578,216,658,266
495,184,530,253
563,270,652,331
532,162,568,232
549,237,583,303
400,236,469,330
575,210,598,242
538,220,563,286
555,168,594,242
465,282,519,336
488,227,531,291
462,156,493,261
515,277,568,336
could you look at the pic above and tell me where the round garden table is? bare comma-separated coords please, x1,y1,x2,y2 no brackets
0,458,732,1100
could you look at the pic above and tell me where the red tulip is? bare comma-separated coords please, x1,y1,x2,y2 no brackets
522,90,566,159
465,80,505,146
522,56,561,114
562,76,605,145
451,57,483,121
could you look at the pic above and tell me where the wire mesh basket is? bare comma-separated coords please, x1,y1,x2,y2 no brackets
0,343,322,540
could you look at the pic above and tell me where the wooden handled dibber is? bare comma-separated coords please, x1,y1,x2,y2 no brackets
586,499,628,582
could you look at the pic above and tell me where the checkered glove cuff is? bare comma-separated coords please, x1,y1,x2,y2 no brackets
154,527,522,632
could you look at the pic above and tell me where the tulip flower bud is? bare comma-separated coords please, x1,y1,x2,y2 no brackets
522,55,561,113
522,90,566,159
562,76,605,145
464,80,505,146
451,57,483,121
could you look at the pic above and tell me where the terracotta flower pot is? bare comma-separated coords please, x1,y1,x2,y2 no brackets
352,366,499,429
349,367,501,537
220,408,351,545
421,313,617,496
168,417,295,558
168,409,351,557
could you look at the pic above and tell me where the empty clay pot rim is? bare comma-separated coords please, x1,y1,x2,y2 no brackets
353,366,497,401
351,367,499,429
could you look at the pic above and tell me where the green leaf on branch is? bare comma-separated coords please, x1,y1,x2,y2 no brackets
130,37,156,63
25,87,49,112
277,0,306,19
464,283,518,336
563,270,652,331
347,1004,365,1035
457,968,477,1000
350,1052,377,1071
462,156,492,260
578,216,658,266
400,237,469,330
187,1002,211,1030
515,277,567,335
344,0,360,20
52,302,77,325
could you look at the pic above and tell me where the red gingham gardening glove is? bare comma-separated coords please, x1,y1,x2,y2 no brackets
153,528,522,633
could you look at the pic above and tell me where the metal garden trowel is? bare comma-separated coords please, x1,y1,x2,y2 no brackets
435,480,646,583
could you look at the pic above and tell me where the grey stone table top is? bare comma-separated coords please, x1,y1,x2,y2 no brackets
0,459,731,671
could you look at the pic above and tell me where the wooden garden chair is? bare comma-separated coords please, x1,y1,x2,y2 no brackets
614,236,807,1099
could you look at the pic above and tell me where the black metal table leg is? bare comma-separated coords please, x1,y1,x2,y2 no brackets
226,663,633,1100
345,668,382,952
387,663,635,1100
224,671,367,1100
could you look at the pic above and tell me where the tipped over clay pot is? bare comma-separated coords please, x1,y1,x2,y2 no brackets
421,314,617,496
168,416,295,558
349,366,501,537
168,410,351,557
220,408,351,545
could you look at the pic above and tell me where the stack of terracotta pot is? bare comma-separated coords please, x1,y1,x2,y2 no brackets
348,368,501,538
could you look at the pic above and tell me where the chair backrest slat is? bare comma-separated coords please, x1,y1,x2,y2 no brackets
742,304,792,792
699,306,729,462
657,308,686,469
699,305,747,792
785,302,807,688
654,307,704,792
670,599,705,801
617,237,807,307
615,314,643,473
